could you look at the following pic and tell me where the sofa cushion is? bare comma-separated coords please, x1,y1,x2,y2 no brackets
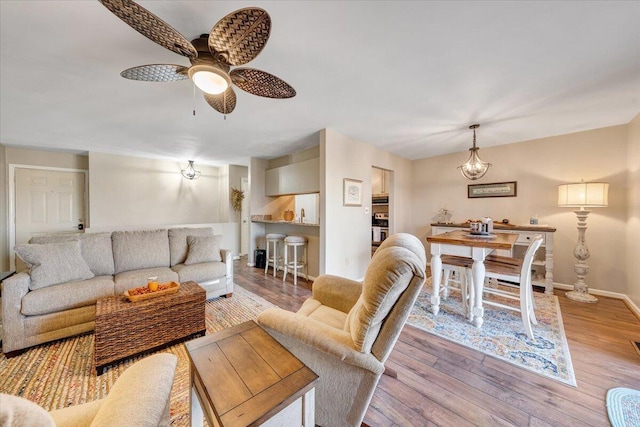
30,233,115,276
0,393,56,427
29,233,79,245
112,229,170,274
297,298,348,330
21,276,115,316
171,262,226,284
15,241,95,290
185,235,222,265
168,227,214,266
114,267,178,295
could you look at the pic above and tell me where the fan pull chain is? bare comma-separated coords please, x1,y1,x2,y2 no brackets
193,83,196,116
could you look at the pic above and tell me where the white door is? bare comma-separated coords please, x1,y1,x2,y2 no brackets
13,168,86,270
240,177,249,256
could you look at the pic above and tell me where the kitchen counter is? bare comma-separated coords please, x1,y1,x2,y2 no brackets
252,219,320,227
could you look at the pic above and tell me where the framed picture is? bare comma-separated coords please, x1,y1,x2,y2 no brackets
343,178,363,206
468,181,517,198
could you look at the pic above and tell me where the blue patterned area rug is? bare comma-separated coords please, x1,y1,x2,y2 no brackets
607,387,640,427
407,281,576,387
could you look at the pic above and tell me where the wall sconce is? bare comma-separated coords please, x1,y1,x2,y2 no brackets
181,160,201,180
557,180,609,302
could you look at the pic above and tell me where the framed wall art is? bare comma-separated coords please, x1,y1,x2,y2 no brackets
343,178,363,206
468,181,517,198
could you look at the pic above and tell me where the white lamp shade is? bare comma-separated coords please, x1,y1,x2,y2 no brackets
558,182,609,207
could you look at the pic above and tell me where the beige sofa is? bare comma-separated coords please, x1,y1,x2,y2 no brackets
2,227,233,355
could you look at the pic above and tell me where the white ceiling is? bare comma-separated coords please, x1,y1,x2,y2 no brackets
1,1,639,166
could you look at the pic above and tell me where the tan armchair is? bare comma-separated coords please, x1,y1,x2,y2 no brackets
257,233,426,427
0,353,177,427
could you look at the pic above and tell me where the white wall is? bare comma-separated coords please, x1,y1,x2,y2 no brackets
627,114,640,306
411,125,630,295
248,157,269,263
88,152,224,228
320,129,413,279
0,145,6,270
86,152,240,254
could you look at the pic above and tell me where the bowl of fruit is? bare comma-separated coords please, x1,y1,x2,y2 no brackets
124,280,180,302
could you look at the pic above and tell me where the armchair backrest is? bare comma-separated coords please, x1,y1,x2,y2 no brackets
345,233,426,363
374,232,427,267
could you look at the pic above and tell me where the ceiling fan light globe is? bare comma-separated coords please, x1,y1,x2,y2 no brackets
188,65,231,95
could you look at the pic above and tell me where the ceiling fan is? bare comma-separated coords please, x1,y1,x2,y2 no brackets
99,0,296,115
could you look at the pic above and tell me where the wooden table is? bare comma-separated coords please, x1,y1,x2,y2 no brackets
186,320,318,427
94,281,205,374
431,222,556,294
427,230,518,328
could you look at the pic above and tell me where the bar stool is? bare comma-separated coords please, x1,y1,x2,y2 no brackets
265,233,286,277
283,235,308,286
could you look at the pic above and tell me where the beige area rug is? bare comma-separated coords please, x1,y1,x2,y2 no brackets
0,285,275,426
407,279,576,386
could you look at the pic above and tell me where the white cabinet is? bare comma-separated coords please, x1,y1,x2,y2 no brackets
372,168,389,195
265,158,319,196
431,224,555,295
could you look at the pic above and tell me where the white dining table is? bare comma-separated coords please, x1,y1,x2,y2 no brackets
426,230,518,328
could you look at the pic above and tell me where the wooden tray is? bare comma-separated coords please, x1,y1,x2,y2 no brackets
124,282,180,302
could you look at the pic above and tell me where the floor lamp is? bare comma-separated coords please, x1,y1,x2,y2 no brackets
557,181,609,303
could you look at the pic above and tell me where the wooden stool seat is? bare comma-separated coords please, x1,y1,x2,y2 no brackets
283,235,308,286
265,233,286,278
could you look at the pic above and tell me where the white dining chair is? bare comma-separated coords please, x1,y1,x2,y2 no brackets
439,255,473,320
481,234,544,340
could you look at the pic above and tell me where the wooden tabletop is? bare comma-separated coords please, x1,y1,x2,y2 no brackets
186,320,318,427
427,229,518,250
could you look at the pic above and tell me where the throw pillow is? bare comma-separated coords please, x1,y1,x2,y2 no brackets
15,241,95,290
29,232,115,276
184,235,222,265
168,227,214,266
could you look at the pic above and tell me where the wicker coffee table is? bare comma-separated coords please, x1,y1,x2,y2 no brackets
94,280,206,374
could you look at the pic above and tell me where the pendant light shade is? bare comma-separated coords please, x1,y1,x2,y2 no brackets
458,124,491,180
181,160,201,180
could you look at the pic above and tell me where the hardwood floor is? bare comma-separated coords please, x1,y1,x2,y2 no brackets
234,258,640,426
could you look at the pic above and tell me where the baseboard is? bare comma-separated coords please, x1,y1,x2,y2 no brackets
553,282,640,320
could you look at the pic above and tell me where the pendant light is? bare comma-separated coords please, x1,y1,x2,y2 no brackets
181,160,201,180
458,124,491,180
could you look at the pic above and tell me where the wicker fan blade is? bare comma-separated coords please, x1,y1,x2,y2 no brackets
99,0,197,59
208,8,271,66
204,87,237,114
230,68,296,99
120,64,189,82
